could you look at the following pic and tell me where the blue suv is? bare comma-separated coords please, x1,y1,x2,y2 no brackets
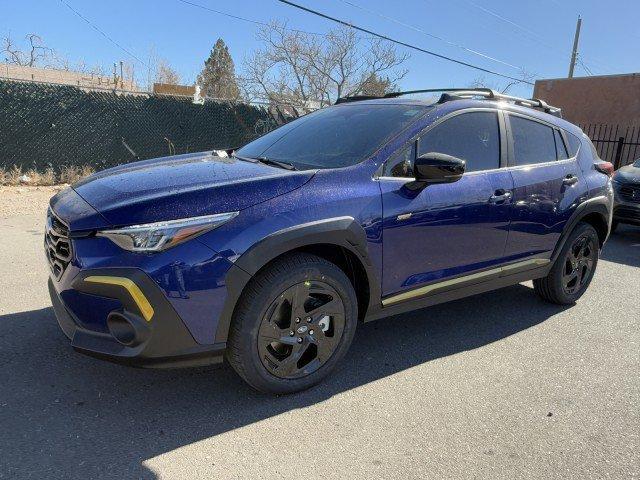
46,89,614,394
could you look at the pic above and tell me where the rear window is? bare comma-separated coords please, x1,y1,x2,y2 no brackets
586,137,600,160
510,116,557,166
236,104,429,170
565,132,582,157
554,130,569,160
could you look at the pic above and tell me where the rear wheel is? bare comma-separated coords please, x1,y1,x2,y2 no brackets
226,253,358,394
534,222,599,304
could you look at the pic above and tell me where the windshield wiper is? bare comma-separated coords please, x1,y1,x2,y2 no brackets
256,156,297,170
231,153,258,163
232,153,296,170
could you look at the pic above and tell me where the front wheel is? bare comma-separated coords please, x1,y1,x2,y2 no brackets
226,253,358,394
534,222,599,305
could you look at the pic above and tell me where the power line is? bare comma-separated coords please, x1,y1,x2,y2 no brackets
58,0,148,67
461,0,615,73
176,0,327,37
337,0,524,71
277,0,535,85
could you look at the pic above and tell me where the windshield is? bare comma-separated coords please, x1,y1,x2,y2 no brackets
236,104,429,170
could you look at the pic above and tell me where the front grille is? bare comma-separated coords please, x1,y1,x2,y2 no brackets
618,183,640,203
45,209,72,280
615,205,640,221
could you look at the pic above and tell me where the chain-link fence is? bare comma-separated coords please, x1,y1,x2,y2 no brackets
0,79,298,172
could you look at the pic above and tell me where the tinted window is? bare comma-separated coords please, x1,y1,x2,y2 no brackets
565,132,582,157
510,116,557,166
236,104,428,170
554,130,569,160
383,143,415,177
587,138,600,160
418,112,500,172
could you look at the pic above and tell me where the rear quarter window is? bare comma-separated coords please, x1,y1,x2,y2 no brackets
564,132,582,157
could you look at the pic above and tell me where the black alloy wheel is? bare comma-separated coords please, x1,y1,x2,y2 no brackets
534,222,600,305
258,281,346,379
562,233,597,295
226,252,358,394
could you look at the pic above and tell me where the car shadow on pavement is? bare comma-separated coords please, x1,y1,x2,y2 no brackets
0,283,568,479
601,224,640,268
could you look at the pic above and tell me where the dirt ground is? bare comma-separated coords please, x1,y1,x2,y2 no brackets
0,186,65,218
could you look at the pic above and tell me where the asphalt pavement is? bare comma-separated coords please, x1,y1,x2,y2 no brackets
0,189,638,479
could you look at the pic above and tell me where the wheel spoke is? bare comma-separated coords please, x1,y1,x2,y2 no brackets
275,345,305,376
316,333,339,359
564,271,578,290
258,320,292,343
306,297,343,318
288,284,308,320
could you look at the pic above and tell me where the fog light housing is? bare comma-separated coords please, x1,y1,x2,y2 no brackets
106,311,149,347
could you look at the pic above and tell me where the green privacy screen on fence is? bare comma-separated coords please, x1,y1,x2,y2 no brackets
0,79,288,172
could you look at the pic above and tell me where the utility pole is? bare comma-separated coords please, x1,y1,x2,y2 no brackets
568,15,582,78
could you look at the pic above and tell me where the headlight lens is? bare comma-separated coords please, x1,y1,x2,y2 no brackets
97,212,238,252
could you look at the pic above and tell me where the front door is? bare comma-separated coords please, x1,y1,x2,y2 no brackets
379,110,513,298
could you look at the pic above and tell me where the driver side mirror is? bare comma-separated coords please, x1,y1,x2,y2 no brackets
414,152,466,184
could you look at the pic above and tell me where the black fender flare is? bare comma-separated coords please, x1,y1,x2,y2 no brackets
550,195,612,265
214,216,380,343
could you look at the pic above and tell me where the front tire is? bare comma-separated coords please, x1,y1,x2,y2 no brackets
226,253,358,394
534,222,599,305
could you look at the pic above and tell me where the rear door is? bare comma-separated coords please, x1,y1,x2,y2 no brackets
503,113,584,261
379,109,514,298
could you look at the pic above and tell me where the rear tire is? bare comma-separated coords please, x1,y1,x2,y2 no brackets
226,253,358,394
534,222,599,305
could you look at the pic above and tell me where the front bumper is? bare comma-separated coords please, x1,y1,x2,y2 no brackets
49,268,226,368
613,202,640,226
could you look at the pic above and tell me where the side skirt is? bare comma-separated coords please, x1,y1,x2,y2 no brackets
365,262,551,322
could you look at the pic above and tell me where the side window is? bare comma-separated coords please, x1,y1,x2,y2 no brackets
510,116,557,166
565,132,582,157
554,129,569,160
587,137,600,160
382,143,415,177
417,111,500,172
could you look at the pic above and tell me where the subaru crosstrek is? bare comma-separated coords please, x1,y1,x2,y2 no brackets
46,89,614,394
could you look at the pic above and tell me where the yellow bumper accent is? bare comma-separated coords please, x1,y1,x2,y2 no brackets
84,276,154,321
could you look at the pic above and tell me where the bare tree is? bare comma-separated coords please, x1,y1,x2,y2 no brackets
2,33,52,67
241,21,409,108
470,70,536,95
155,59,181,85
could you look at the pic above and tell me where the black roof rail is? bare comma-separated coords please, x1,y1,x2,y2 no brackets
335,88,562,117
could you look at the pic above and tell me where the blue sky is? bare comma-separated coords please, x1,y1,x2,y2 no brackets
2,0,639,97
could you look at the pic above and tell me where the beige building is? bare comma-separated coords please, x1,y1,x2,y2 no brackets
0,63,138,91
533,73,640,126
533,74,640,167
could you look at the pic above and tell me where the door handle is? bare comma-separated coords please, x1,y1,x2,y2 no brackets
563,174,578,186
489,190,512,203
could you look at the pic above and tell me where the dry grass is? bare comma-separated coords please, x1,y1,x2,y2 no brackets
0,165,94,186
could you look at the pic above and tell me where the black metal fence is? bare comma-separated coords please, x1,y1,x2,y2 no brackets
580,123,640,169
0,79,296,172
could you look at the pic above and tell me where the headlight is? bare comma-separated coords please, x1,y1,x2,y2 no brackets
97,212,238,252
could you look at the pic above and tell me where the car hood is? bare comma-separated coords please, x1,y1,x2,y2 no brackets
69,151,315,228
614,163,640,184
